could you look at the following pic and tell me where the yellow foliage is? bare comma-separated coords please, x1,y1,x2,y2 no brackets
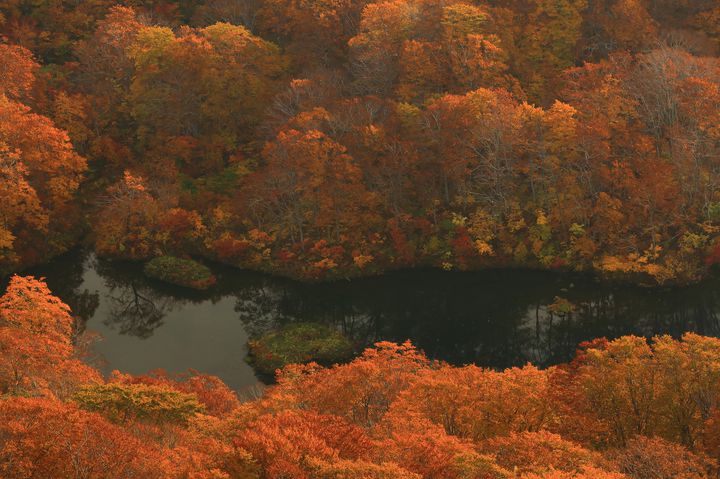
353,254,374,269
475,240,494,256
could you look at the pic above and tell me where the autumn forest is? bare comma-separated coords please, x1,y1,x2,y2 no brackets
4,0,720,477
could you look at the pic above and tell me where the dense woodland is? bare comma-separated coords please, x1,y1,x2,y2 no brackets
2,0,720,282
2,274,720,478
6,1,720,477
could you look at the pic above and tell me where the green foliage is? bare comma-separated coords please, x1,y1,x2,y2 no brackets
708,202,720,223
441,3,488,38
569,223,585,238
248,323,355,376
143,256,216,290
680,232,709,253
191,165,243,195
73,383,204,424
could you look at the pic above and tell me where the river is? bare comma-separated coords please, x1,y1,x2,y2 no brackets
17,248,720,393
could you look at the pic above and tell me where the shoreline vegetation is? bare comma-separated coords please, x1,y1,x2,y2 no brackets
12,239,717,290
247,322,356,376
13,229,720,290
143,255,217,290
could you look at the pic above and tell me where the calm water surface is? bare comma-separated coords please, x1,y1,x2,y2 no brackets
17,249,720,392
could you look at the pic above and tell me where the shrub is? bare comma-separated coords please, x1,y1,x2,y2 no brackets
248,323,355,376
143,256,216,290
73,383,204,424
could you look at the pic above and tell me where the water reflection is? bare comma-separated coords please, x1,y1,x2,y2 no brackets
17,248,720,391
228,271,720,368
93,258,180,338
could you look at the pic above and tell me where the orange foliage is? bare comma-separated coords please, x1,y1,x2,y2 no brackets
234,409,370,478
480,431,607,475
520,468,627,479
0,276,99,398
2,279,720,479
612,435,716,479
272,341,430,427
390,363,552,440
0,47,86,270
5,1,720,476
110,369,240,417
0,44,37,101
0,397,165,478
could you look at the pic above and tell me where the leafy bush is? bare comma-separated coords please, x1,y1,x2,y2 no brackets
73,383,204,424
248,323,355,376
143,256,216,290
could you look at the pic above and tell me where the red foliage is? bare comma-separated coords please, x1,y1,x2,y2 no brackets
212,235,252,261
705,240,720,267
450,229,475,266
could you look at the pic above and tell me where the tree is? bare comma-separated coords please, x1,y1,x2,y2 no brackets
94,171,161,259
373,411,513,478
520,468,626,479
0,44,37,101
0,397,167,479
552,334,720,448
580,0,657,58
349,0,419,95
0,44,86,271
305,457,421,479
241,129,378,246
127,22,285,176
0,276,100,398
389,363,552,441
109,369,240,416
0,144,47,267
73,382,204,425
72,6,144,167
234,409,372,478
0,274,74,342
258,0,370,65
272,341,430,427
424,88,523,211
480,431,607,475
612,435,715,479
350,0,512,101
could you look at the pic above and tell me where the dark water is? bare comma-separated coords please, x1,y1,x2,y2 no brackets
15,249,720,392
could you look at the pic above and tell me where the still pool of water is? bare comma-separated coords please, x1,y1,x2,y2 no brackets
16,249,720,392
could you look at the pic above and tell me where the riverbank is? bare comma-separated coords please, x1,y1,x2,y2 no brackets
7,221,716,290
11,247,720,392
6,240,714,298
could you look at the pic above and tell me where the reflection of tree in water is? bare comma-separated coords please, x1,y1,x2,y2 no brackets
232,278,379,343
22,248,100,335
517,285,720,368
92,256,184,339
105,283,179,338
232,269,720,370
23,248,720,371
234,283,289,338
71,289,101,336
271,291,379,345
